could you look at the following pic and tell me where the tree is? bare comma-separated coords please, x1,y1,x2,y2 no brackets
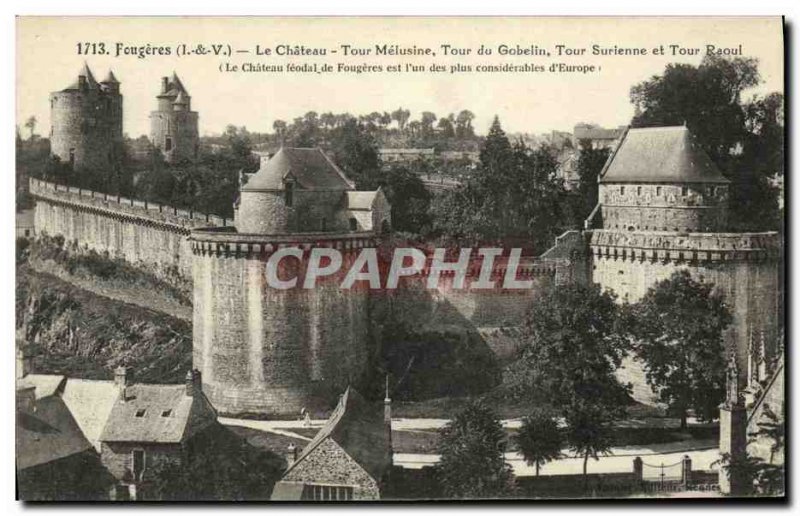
515,408,563,476
437,116,455,137
24,116,37,139
436,400,514,498
563,399,614,489
574,139,611,222
272,119,288,142
380,165,432,235
629,56,783,231
455,110,475,138
391,107,411,132
630,270,732,428
507,282,631,413
420,111,437,136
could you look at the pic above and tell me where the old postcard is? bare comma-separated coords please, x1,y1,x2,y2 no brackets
14,16,785,501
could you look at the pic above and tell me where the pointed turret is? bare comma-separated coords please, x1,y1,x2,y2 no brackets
64,62,98,91
101,70,119,84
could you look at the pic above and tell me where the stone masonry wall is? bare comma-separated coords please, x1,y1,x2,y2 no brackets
30,178,229,278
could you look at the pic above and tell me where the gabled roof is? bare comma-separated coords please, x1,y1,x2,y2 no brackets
18,374,66,399
16,396,93,471
60,379,121,451
99,384,216,444
243,147,355,191
599,126,730,184
285,387,391,482
574,125,625,141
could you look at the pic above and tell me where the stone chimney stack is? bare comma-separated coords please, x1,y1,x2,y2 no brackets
115,366,134,400
161,76,169,94
186,369,202,397
78,74,87,90
286,443,298,467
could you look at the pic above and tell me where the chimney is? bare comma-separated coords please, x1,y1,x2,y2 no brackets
115,366,134,400
78,74,87,90
286,443,298,467
16,346,32,380
185,369,202,397
161,77,169,94
16,386,36,414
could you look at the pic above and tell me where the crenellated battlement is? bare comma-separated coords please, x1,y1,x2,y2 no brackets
589,229,780,264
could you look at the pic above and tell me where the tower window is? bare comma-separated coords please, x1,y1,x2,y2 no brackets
681,186,689,196
636,186,642,196
708,186,716,197
620,186,625,195
349,218,358,231
165,137,173,151
656,186,662,196
68,148,75,166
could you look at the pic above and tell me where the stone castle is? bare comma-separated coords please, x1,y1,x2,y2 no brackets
149,73,199,163
50,64,123,170
50,65,199,168
33,67,782,415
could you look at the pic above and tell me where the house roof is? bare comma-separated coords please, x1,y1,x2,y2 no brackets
60,378,122,451
16,396,93,471
243,147,355,191
101,70,119,84
99,383,216,444
599,126,730,184
18,374,66,399
285,387,391,482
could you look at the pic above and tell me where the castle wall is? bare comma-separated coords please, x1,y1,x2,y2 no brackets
590,229,781,405
237,190,357,235
30,178,229,278
50,88,123,170
191,231,374,416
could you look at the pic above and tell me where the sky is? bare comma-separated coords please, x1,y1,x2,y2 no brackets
16,17,783,138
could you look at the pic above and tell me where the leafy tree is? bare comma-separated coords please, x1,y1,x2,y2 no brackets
563,399,614,488
328,117,381,189
391,107,411,132
629,56,783,231
436,400,514,498
455,110,476,138
574,139,611,223
630,270,732,428
24,116,37,139
515,408,563,476
380,165,432,235
507,282,631,413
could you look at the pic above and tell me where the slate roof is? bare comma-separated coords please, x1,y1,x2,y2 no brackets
18,374,66,399
101,70,119,84
285,387,391,482
60,379,122,451
99,383,216,444
16,395,93,471
599,126,730,184
243,147,355,191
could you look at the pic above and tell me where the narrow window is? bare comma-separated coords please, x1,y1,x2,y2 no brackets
637,186,642,196
132,449,146,482
284,182,294,207
709,186,716,197
349,218,358,231
165,137,173,151
320,218,327,231
656,186,662,196
682,186,689,196
620,186,625,195
68,148,76,166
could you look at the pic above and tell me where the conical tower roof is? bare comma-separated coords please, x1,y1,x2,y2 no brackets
64,63,98,90
101,70,119,84
174,90,188,105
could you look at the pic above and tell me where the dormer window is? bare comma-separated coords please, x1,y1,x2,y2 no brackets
284,181,294,207
161,409,172,417
135,409,146,418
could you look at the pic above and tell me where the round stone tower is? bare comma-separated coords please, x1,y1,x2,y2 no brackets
191,148,388,416
588,125,781,404
149,73,199,163
50,64,123,171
